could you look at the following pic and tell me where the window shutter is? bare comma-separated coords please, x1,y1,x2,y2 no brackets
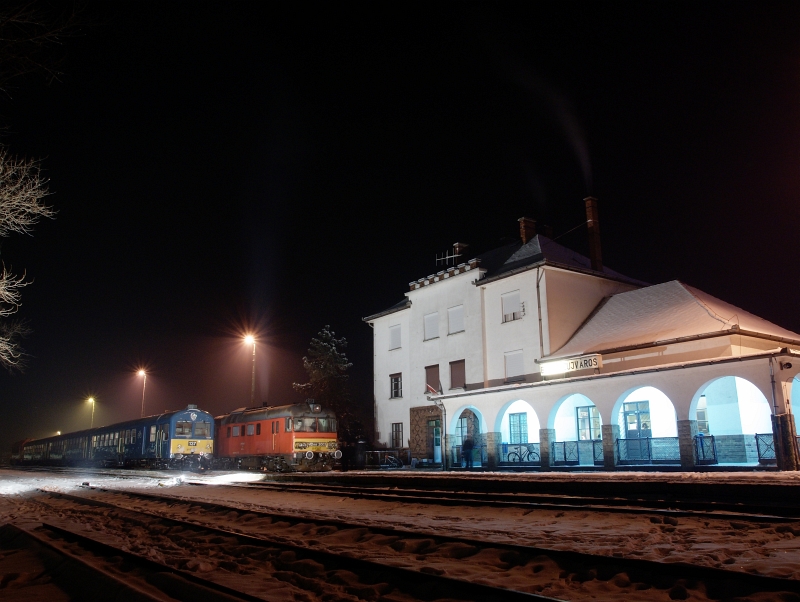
450,360,466,389
389,324,401,350
505,350,524,379
448,305,464,334
425,364,440,392
502,291,521,317
424,312,438,340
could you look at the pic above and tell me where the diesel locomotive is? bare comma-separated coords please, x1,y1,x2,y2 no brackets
215,401,342,472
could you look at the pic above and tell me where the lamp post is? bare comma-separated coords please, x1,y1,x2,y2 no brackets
88,397,96,429
138,370,147,418
244,335,256,405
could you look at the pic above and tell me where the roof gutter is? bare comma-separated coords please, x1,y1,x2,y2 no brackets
362,299,411,322
542,326,800,361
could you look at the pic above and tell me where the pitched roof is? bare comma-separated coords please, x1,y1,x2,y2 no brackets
476,234,645,285
550,280,800,358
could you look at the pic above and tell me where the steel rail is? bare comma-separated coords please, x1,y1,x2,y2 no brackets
39,489,561,602
44,487,800,599
197,478,800,522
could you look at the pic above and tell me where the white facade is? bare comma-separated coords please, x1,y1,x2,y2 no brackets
365,228,800,469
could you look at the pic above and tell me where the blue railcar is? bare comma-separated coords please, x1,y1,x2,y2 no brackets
12,404,214,471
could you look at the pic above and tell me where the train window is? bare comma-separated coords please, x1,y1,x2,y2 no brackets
149,425,157,442
286,418,291,431
227,426,231,438
275,421,280,433
175,421,193,437
246,424,254,436
195,421,210,437
256,423,261,435
318,418,335,432
294,418,316,432
232,426,240,437
161,425,169,440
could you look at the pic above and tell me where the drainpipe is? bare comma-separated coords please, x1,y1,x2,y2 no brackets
770,357,778,415
536,267,545,358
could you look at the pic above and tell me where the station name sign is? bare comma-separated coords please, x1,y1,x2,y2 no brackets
539,354,603,376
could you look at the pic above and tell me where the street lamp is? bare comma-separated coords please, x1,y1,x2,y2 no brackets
138,370,147,418
88,397,96,429
244,335,256,406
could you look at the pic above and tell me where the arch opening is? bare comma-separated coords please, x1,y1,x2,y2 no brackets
614,386,678,464
551,393,603,466
692,376,772,464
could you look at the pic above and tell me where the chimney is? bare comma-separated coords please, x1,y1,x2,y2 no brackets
518,217,537,244
584,197,602,272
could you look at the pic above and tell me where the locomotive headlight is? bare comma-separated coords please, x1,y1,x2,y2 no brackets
304,451,314,460
333,450,342,460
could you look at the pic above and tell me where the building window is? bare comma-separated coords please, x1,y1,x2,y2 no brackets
509,412,528,444
448,305,464,334
390,373,403,398
576,406,601,440
389,324,401,350
425,364,440,394
391,423,403,448
504,350,524,381
450,359,466,389
696,395,710,434
502,291,522,323
424,312,438,340
456,416,468,446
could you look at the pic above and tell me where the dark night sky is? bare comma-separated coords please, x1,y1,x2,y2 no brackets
1,2,798,449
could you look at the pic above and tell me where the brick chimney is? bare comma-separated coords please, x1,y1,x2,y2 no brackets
518,217,537,244
584,197,602,272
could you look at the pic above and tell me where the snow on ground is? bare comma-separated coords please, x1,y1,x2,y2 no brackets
2,468,800,601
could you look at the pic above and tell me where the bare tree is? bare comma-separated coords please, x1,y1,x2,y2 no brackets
0,2,85,93
0,149,52,371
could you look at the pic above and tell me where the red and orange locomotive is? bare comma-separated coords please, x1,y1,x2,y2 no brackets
215,401,341,471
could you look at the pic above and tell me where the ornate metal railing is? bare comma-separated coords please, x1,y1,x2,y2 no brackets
694,434,717,464
755,433,776,462
616,437,680,463
501,443,541,464
552,441,580,465
593,439,605,464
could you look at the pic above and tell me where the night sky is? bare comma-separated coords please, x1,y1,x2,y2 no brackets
1,3,798,449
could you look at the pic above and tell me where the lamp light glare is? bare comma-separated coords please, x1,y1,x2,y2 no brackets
540,360,569,376
244,335,255,345
138,369,145,376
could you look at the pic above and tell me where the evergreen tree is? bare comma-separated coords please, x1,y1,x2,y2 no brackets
293,326,368,444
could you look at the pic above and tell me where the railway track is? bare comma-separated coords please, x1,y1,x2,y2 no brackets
29,489,558,601
0,522,252,601
194,478,800,522
33,485,800,601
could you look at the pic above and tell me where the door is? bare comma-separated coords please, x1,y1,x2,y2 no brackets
426,419,441,463
623,401,652,459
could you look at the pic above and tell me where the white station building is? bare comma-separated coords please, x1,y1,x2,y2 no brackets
363,201,800,470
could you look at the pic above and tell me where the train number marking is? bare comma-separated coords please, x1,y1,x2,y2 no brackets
188,441,197,446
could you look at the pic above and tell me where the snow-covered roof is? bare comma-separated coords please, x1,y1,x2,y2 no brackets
550,280,800,358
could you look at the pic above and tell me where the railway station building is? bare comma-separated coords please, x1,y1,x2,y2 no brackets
363,200,800,470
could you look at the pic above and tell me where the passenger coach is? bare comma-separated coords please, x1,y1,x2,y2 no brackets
11,404,214,471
